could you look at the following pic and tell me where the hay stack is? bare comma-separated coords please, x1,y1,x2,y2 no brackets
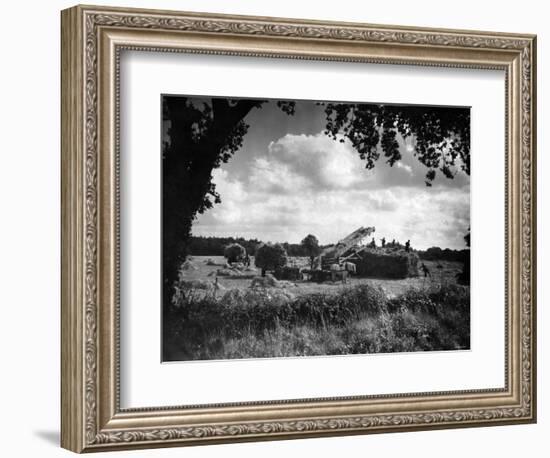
250,274,280,288
355,248,419,279
181,260,198,271
216,268,236,277
177,279,212,290
273,266,302,281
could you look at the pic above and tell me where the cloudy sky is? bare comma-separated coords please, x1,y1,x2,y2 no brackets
187,98,470,250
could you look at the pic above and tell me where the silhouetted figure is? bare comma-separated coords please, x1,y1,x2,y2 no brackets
381,237,386,248
213,275,220,299
368,237,376,248
405,240,411,252
421,262,431,278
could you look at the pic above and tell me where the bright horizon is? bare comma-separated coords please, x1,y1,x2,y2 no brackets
188,233,467,252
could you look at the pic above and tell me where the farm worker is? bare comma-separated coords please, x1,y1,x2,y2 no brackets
341,270,348,284
405,240,411,252
381,237,386,247
344,262,356,274
213,275,219,299
314,256,322,270
330,263,340,282
421,262,431,278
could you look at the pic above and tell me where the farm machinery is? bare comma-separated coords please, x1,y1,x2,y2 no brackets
306,226,376,283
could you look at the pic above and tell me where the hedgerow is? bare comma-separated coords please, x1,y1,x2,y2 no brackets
163,283,469,361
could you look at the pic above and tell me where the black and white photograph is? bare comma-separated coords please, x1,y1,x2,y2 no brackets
161,95,471,362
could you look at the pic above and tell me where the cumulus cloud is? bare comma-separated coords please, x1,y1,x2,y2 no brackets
396,162,413,174
194,132,470,249
246,132,460,192
248,157,309,194
246,133,369,193
265,133,366,190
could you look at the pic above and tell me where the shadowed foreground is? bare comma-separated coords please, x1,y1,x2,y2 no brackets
163,283,470,361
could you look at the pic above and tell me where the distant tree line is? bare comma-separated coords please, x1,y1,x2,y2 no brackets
187,236,261,257
190,236,471,264
188,235,331,258
418,247,470,263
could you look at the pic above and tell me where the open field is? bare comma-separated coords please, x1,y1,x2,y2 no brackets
178,255,463,299
163,255,469,361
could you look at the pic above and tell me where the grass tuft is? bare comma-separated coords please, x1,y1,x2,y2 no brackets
163,283,469,361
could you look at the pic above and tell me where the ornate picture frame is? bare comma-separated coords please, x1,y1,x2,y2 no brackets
61,4,536,453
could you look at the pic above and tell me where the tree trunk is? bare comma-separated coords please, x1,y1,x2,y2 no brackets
162,163,214,310
162,97,262,311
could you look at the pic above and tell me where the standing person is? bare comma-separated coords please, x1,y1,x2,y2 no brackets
421,262,431,278
213,275,219,299
405,240,411,252
381,237,386,248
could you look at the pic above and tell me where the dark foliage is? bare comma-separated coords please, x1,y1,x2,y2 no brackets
187,235,322,257
418,246,469,263
223,243,246,263
163,284,470,361
355,249,419,278
301,234,321,269
457,228,471,285
456,254,471,285
255,243,288,276
273,266,302,281
321,103,470,186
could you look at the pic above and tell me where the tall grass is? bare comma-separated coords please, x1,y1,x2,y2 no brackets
163,283,469,361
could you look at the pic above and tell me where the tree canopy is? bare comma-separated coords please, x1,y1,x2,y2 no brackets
223,243,246,264
301,234,321,269
321,102,470,186
254,243,288,277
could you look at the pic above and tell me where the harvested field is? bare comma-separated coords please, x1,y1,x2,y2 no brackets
176,256,463,299
163,256,469,361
